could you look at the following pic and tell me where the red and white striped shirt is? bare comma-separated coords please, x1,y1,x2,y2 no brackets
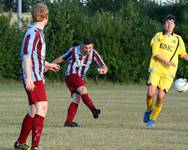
21,24,46,82
62,45,105,79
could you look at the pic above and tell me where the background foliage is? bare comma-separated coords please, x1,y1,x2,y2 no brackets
1,0,188,82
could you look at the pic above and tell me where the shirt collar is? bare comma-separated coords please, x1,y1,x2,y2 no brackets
163,30,174,36
79,45,85,56
29,23,43,31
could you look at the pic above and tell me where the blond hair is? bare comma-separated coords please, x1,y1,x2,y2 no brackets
31,3,48,22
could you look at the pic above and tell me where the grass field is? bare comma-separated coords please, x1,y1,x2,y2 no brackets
0,82,188,150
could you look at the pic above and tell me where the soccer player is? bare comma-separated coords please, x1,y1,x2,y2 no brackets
14,3,60,150
53,37,108,127
143,14,188,128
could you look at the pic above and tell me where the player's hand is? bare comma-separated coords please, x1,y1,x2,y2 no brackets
25,78,35,91
98,67,107,75
170,61,176,67
44,67,49,73
166,61,176,67
47,63,60,72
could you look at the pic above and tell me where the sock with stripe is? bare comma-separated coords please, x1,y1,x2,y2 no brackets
32,114,44,148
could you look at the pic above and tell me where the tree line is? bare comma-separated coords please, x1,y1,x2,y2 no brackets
1,0,188,83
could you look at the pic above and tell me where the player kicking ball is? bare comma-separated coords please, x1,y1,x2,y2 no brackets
14,3,60,150
53,37,108,127
143,14,188,128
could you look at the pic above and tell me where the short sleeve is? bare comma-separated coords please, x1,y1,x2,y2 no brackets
178,36,187,58
151,33,160,57
93,50,105,67
61,48,74,60
23,31,40,57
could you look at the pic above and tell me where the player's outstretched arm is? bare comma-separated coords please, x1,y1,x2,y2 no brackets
98,65,108,75
45,61,60,72
53,56,64,64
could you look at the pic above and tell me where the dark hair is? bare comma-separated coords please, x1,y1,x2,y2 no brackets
83,37,93,45
163,14,176,24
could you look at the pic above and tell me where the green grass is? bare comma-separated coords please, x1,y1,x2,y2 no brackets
1,83,188,150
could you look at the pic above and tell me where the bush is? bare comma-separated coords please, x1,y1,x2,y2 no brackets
0,14,23,80
1,1,188,83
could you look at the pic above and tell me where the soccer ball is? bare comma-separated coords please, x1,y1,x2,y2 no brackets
173,78,188,92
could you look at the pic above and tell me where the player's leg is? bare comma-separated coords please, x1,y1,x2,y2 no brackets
146,75,173,128
144,85,157,123
147,89,165,128
27,81,47,149
64,75,82,127
14,105,36,150
65,74,101,119
77,85,101,119
147,85,156,112
64,93,81,127
144,71,160,123
150,89,165,121
14,83,38,150
31,101,48,149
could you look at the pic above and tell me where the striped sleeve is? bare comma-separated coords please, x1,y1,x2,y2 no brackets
93,50,105,67
61,47,74,60
23,30,40,56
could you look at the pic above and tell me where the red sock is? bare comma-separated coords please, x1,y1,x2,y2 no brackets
65,102,78,123
32,114,44,148
18,113,33,144
81,94,96,112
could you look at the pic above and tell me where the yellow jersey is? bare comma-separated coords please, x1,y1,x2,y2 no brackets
149,32,187,78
